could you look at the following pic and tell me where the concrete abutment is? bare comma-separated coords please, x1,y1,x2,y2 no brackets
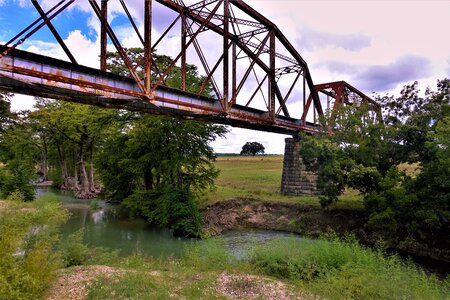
281,137,319,195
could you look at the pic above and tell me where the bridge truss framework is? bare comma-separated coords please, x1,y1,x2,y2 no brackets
0,0,380,135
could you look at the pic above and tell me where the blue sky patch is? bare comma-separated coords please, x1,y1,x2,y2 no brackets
0,3,94,44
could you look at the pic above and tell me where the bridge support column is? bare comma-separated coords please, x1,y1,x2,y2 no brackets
281,137,319,195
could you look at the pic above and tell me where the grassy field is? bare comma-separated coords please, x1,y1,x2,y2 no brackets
201,155,363,209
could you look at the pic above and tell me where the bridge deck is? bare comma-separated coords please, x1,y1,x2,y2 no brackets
0,46,317,135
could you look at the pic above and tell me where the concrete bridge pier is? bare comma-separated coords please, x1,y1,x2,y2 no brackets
281,137,319,195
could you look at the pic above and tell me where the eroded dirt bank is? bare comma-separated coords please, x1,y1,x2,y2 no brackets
201,198,450,262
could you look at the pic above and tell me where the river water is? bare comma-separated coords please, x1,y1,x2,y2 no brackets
36,188,449,277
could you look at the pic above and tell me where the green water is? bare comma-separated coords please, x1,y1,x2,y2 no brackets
36,188,449,277
37,188,294,258
37,188,195,257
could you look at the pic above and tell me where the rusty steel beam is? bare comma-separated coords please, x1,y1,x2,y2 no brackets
223,0,230,109
181,14,187,92
31,0,77,64
89,0,146,94
145,0,152,96
269,30,276,118
0,46,321,135
100,0,108,71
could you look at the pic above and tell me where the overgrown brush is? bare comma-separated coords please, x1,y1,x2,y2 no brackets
0,196,69,300
248,236,449,299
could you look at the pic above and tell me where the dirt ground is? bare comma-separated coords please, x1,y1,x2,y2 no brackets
45,265,320,300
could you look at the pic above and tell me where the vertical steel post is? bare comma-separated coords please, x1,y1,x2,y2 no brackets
181,14,187,91
100,0,108,71
269,30,276,118
223,0,229,110
303,75,306,116
231,41,236,105
144,0,152,96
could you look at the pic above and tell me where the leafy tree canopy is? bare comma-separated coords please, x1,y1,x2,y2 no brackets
240,141,265,156
300,79,449,246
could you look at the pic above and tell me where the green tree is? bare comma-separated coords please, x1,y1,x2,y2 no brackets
0,92,14,135
96,48,227,236
0,112,38,200
240,141,265,156
300,79,449,246
28,99,119,198
96,115,227,237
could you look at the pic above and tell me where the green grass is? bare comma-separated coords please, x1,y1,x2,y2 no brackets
250,236,449,300
85,237,449,300
201,155,364,209
0,196,69,300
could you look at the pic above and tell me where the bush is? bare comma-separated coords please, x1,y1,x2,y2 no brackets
123,187,202,237
248,236,448,299
61,229,90,267
0,196,69,300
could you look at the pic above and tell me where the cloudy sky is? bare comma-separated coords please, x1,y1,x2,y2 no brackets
1,0,449,154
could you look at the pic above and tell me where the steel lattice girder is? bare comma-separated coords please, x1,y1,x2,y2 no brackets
0,45,319,135
0,0,379,135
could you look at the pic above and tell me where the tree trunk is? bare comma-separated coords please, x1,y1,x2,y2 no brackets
73,148,80,190
88,140,97,193
41,133,49,181
76,138,95,199
144,167,153,190
56,143,70,189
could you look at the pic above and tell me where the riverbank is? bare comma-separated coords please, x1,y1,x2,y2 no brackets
201,197,450,263
43,234,448,300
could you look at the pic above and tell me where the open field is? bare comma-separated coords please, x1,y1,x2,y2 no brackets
201,155,363,209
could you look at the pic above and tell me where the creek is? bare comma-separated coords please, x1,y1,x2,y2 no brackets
36,188,448,277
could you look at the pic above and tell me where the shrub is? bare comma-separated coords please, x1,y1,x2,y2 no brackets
123,187,202,237
248,236,448,299
0,196,69,300
60,229,90,267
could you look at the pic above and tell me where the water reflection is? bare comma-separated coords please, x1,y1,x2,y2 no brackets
37,188,195,257
91,210,105,224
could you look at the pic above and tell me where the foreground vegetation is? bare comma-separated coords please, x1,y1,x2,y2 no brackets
1,196,448,300
83,237,449,300
0,195,69,299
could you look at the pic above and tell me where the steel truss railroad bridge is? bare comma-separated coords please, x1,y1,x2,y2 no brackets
0,0,381,135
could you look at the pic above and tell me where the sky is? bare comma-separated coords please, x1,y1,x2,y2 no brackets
1,0,449,154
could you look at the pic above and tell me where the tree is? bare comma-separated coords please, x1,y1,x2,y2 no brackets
240,141,265,156
95,48,228,236
0,111,38,200
0,92,15,137
300,79,449,247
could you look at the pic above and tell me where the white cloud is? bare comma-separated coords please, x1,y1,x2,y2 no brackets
10,94,36,112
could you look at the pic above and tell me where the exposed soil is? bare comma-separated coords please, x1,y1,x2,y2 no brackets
202,197,367,237
201,197,450,262
45,266,319,300
215,272,320,300
45,265,125,300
